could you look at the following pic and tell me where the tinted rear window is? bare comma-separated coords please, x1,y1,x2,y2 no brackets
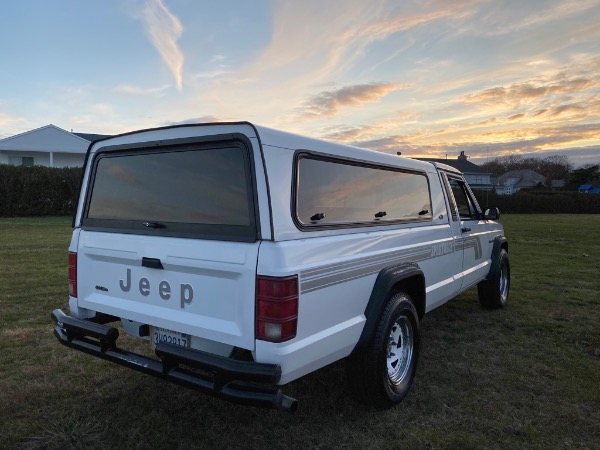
296,156,432,227
83,141,257,241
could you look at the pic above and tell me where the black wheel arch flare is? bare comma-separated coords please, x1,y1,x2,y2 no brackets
485,235,509,281
353,263,426,351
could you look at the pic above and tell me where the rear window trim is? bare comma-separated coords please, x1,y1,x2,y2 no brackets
81,134,261,242
292,151,433,231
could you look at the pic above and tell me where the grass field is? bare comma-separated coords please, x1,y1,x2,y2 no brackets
1,215,599,449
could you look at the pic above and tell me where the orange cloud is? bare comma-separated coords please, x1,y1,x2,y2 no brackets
348,123,600,160
297,83,405,118
339,0,478,42
549,104,586,117
321,125,381,142
461,77,597,106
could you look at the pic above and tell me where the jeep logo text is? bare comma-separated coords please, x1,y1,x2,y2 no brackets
119,267,193,309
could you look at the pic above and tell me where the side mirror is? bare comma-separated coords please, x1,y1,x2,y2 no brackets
484,207,500,220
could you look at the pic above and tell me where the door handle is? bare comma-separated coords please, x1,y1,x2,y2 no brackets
142,257,164,269
461,227,471,233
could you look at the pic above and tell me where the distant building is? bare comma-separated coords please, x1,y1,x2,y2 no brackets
417,151,494,190
495,169,546,195
0,124,109,168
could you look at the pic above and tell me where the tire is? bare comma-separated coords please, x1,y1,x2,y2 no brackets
478,248,510,309
346,291,420,409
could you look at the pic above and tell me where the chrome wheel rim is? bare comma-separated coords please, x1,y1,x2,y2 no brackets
386,315,413,385
499,261,509,302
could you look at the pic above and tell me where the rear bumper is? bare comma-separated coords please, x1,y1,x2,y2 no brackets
51,309,298,412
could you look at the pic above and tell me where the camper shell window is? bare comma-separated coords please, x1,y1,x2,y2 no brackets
295,154,432,228
82,139,258,241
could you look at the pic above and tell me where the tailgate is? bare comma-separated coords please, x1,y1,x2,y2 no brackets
74,132,263,350
77,231,259,349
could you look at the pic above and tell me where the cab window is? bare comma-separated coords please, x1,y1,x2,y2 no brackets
448,178,480,220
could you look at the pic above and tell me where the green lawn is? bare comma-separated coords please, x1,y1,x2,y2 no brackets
1,215,599,449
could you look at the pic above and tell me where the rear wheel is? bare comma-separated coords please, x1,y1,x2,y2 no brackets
346,291,420,408
478,248,510,308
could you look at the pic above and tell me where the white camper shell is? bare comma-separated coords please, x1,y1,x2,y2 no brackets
52,122,510,412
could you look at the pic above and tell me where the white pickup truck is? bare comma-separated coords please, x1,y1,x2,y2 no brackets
52,122,510,412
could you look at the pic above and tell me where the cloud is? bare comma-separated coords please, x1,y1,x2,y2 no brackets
549,104,586,117
348,123,600,162
462,77,598,106
446,59,600,129
0,112,29,139
459,0,600,37
479,118,497,125
297,83,404,118
164,116,223,125
113,84,171,96
189,68,233,81
321,125,382,142
218,0,479,112
139,0,184,91
341,0,478,42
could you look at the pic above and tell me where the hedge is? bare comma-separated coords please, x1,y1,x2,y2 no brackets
474,189,600,214
2,164,600,217
0,164,82,217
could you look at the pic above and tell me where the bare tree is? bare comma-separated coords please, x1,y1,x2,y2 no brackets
481,155,572,183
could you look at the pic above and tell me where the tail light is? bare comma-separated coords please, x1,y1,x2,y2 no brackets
68,252,77,298
256,275,298,342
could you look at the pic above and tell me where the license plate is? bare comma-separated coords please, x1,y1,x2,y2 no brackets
151,326,190,349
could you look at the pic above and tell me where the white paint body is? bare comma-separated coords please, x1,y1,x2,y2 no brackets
69,123,503,385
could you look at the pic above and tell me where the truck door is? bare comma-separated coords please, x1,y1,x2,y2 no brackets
445,175,493,290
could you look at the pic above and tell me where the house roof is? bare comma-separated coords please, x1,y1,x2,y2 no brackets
73,132,111,142
0,124,110,154
497,169,546,188
416,157,489,174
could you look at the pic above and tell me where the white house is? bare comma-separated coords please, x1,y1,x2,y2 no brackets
0,124,109,168
495,169,547,195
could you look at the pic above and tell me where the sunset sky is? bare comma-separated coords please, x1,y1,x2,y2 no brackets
0,0,599,166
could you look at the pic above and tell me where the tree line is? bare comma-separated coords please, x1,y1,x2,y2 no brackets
1,157,599,218
475,189,600,214
480,155,600,190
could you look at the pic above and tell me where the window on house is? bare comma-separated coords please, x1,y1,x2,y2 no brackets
9,156,34,166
